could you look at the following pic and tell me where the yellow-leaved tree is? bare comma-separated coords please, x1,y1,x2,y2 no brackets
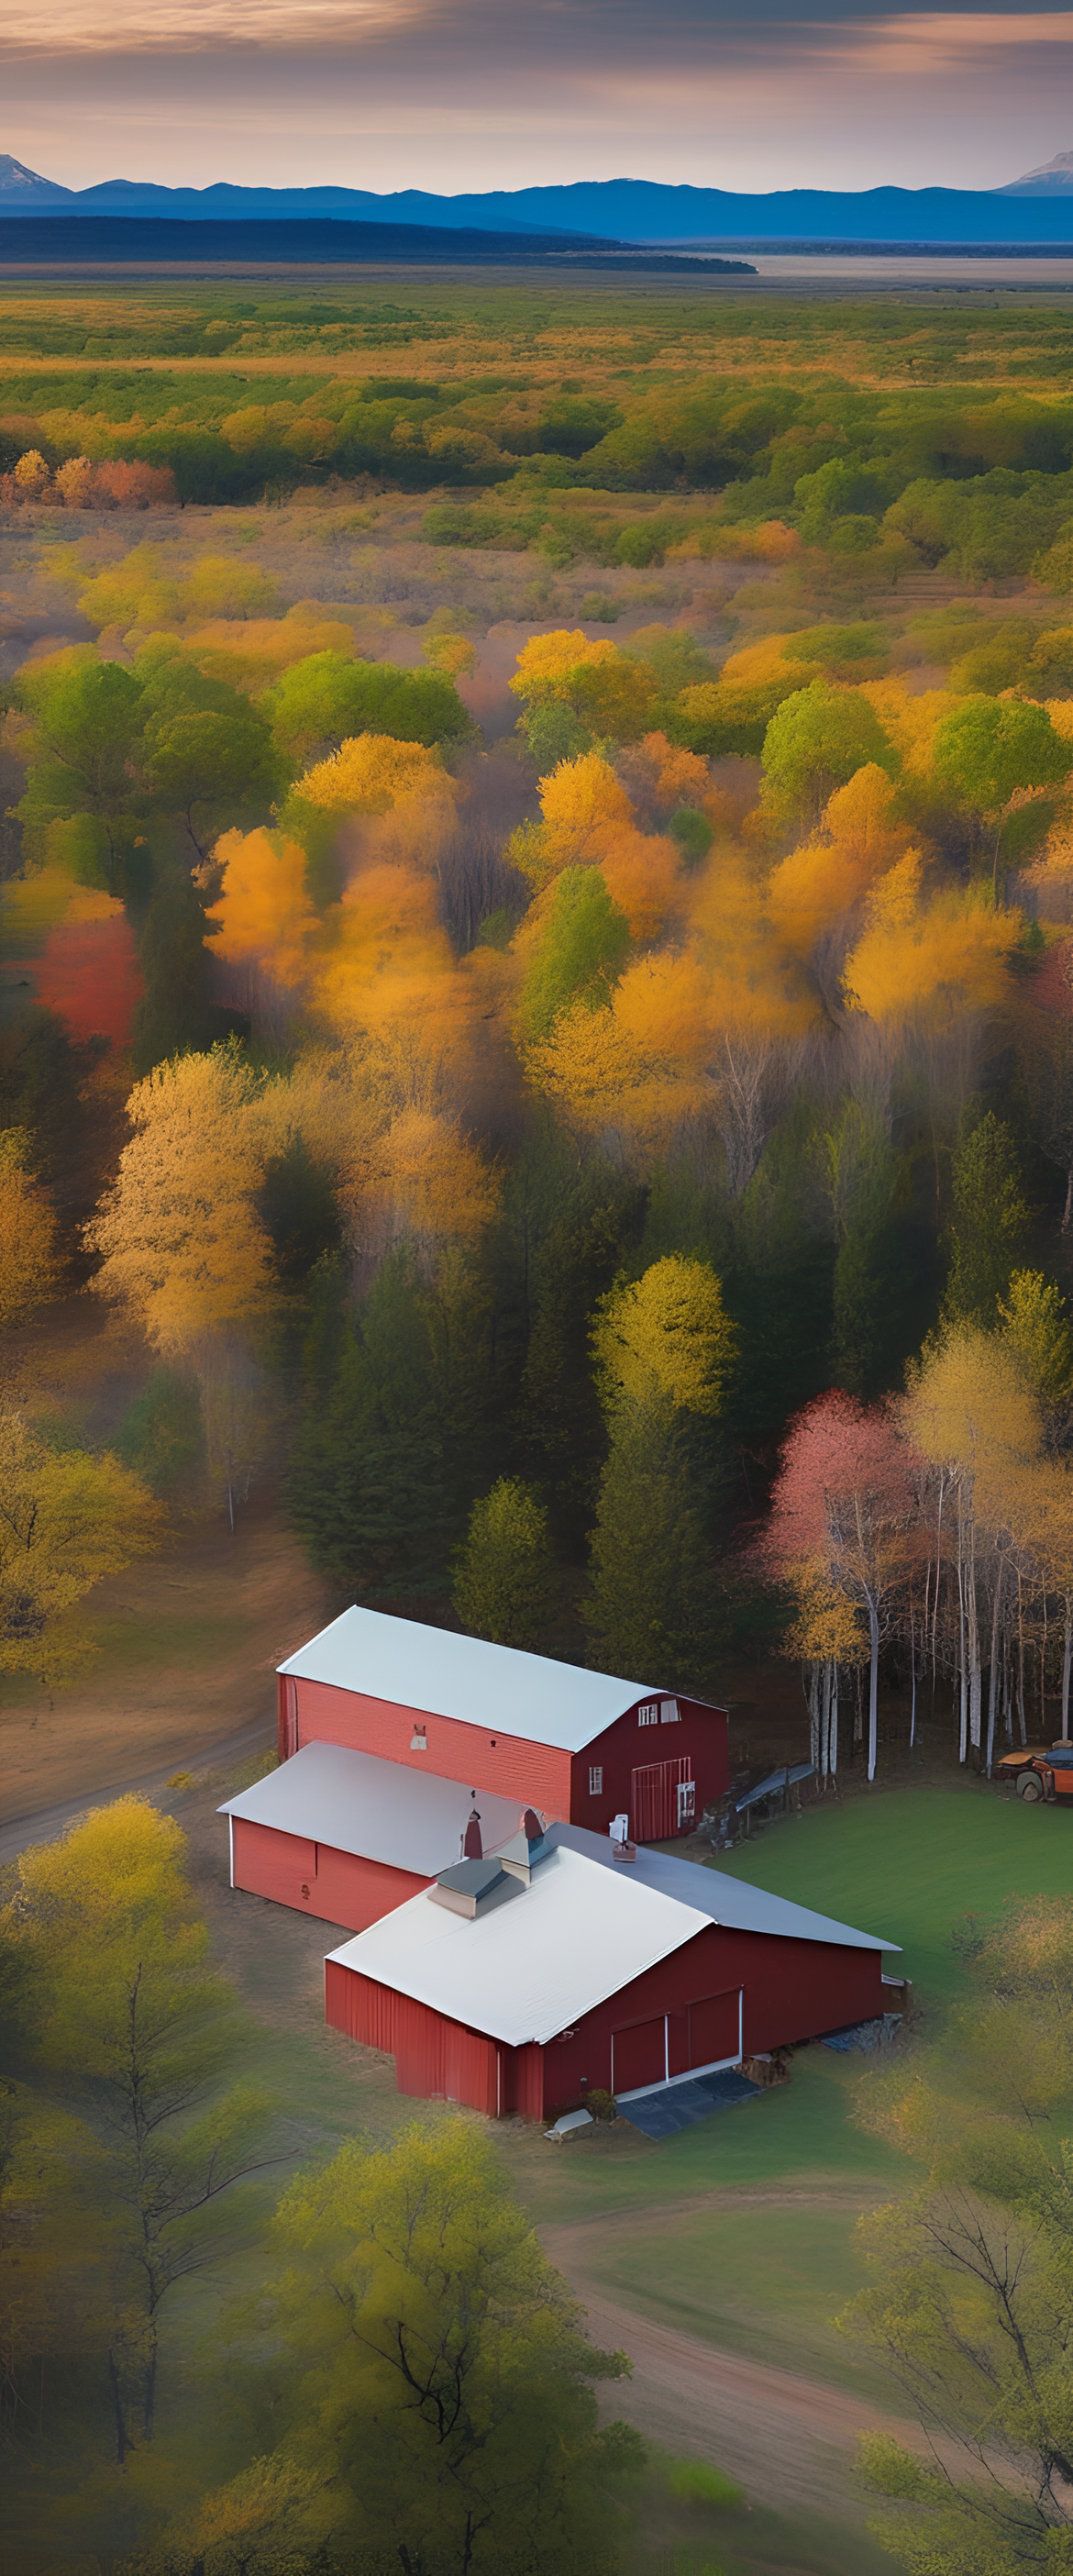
592,1252,736,1417
0,1132,61,1332
0,1412,162,1683
584,1256,736,1686
85,1041,282,1357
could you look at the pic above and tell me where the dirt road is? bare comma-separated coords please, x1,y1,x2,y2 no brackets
539,2213,924,2523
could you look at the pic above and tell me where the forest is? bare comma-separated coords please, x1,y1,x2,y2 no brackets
7,272,1073,2572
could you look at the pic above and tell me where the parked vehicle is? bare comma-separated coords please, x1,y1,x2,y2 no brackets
994,1743,1073,1802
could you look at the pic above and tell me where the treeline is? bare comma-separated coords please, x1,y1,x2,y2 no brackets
9,356,1073,553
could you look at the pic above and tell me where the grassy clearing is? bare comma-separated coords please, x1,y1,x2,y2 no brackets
574,2194,901,2403
712,1780,1073,2007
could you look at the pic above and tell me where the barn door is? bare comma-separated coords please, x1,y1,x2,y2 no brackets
612,2015,668,2096
686,1989,742,2071
631,1757,694,1840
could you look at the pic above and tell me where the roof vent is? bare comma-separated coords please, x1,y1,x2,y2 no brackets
428,1860,524,1921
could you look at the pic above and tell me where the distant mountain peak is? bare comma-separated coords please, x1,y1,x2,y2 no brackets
998,149,1073,194
0,152,71,197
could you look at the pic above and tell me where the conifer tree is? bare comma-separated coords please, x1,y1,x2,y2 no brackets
453,1477,556,1649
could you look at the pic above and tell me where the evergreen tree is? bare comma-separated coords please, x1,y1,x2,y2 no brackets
453,1477,557,1649
289,1248,502,1600
942,1111,1031,1327
582,1398,723,1687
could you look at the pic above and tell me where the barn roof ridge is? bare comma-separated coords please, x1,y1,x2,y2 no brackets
546,1823,900,1955
278,1604,724,1754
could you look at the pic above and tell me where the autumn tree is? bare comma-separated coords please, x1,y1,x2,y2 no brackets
259,2123,636,2575
584,1257,736,1686
591,1253,736,1420
453,1478,557,1650
763,1392,918,1782
0,1132,61,1331
848,1896,1073,2574
905,1327,1043,1765
6,1799,274,2463
85,1041,283,1356
0,1413,162,1685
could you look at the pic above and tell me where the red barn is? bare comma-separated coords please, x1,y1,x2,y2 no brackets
324,1823,901,2125
277,1609,728,1840
218,1741,522,1935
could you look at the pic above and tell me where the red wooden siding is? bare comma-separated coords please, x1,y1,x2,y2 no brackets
631,1756,694,1840
285,1676,572,1818
570,1697,728,1839
234,1819,316,1910
611,2015,667,2093
233,1819,428,1933
688,1988,740,2067
326,1966,501,2115
540,1920,887,2118
326,1915,889,2124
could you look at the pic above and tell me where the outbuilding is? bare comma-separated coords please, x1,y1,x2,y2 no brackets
324,1821,901,2124
218,1739,523,1935
276,1608,729,1840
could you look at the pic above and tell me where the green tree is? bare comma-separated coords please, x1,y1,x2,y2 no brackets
115,1366,204,1493
258,2123,638,2575
933,694,1073,883
262,651,468,761
997,1268,1073,1406
17,654,146,886
760,681,898,825
0,1413,162,1686
453,1478,556,1649
288,1251,454,1598
517,868,630,1044
942,1113,1031,1327
5,1799,274,2462
137,638,282,858
819,1099,899,1396
582,1395,722,1686
846,1894,1073,2573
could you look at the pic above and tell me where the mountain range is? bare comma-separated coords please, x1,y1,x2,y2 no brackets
7,154,1073,240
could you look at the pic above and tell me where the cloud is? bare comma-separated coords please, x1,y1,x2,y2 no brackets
5,1,1073,193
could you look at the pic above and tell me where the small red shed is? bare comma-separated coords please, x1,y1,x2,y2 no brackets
277,1609,728,1841
324,1824,901,2124
218,1740,521,1936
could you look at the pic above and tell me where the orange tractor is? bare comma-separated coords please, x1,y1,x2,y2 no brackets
994,1742,1073,1802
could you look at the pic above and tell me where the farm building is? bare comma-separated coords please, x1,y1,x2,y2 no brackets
218,1740,523,1934
276,1608,729,1838
324,1820,901,2124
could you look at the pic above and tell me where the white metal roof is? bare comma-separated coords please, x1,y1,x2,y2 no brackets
325,1824,898,2049
326,1838,710,2046
278,1606,685,1754
218,1740,522,1878
550,1826,899,1954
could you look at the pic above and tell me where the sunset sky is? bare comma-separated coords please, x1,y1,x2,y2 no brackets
4,1,1073,199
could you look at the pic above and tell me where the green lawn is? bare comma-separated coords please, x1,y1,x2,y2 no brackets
713,1781,1073,2009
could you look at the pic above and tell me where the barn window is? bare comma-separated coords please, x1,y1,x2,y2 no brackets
589,1764,603,1795
660,1698,680,1724
638,1702,659,1727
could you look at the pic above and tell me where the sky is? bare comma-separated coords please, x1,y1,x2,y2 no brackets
5,0,1073,198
